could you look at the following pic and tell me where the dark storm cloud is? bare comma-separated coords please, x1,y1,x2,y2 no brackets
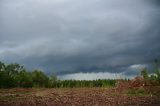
0,0,160,77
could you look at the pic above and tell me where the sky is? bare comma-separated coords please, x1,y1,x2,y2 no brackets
0,0,160,80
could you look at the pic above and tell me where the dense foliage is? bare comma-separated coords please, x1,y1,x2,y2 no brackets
1,59,159,88
51,79,116,88
0,61,116,88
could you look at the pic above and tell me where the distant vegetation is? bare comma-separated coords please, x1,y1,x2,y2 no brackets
0,61,115,88
0,59,159,88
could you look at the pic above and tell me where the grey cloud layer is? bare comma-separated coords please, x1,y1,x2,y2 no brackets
0,0,160,76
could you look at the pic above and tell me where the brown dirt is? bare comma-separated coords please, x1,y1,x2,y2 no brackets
0,87,160,106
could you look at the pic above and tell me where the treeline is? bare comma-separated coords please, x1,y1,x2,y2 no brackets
50,79,116,88
0,61,116,88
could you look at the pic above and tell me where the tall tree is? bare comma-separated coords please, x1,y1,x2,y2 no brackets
31,70,49,87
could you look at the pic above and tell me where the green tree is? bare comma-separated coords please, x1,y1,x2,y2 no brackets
31,70,49,87
2,63,24,88
5,63,24,76
15,70,33,88
141,68,149,80
49,74,57,87
0,61,6,88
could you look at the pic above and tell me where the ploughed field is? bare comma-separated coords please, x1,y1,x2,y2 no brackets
0,87,160,106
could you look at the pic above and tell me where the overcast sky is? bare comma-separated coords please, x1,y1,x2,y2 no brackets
0,0,160,80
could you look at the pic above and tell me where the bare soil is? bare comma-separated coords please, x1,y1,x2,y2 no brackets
0,87,160,106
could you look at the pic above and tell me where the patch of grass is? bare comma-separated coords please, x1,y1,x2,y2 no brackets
127,89,149,96
0,95,17,101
